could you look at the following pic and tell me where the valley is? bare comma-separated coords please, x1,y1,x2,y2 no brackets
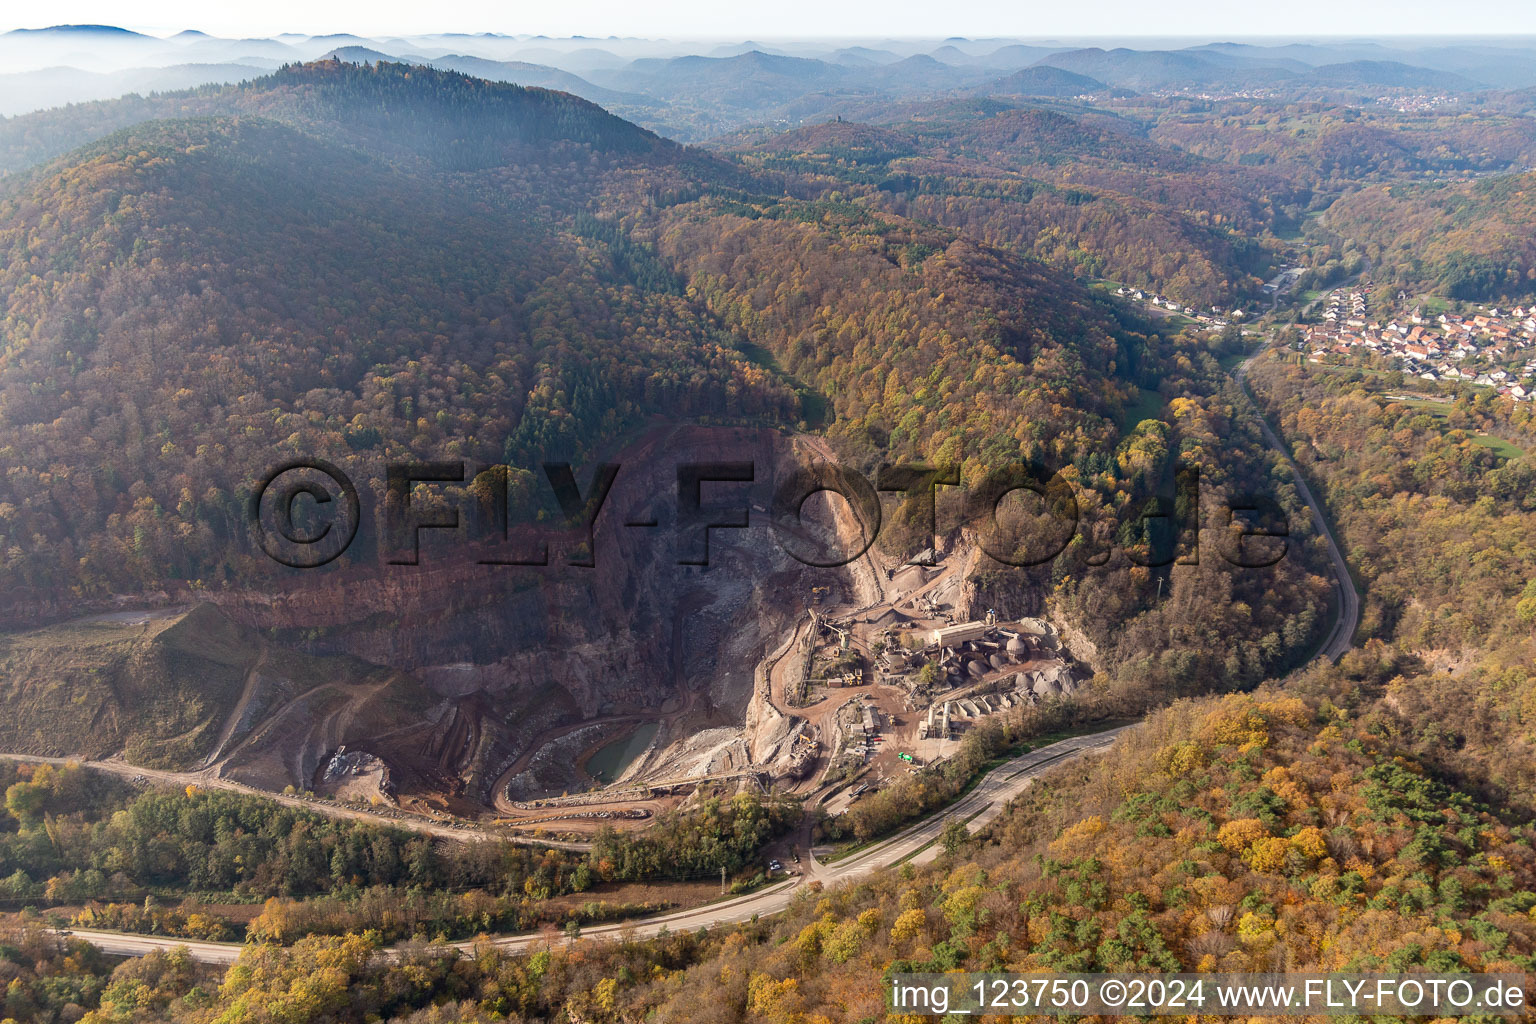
4,21,1536,1024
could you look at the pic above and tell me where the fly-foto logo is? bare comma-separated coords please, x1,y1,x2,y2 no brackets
250,458,1290,571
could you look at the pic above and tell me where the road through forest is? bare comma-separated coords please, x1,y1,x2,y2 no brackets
56,727,1130,965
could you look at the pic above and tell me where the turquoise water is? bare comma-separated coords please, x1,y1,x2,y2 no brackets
585,722,660,783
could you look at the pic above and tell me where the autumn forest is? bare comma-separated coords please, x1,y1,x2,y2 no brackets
2,27,1536,1024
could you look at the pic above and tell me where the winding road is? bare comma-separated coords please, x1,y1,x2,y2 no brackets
55,726,1129,965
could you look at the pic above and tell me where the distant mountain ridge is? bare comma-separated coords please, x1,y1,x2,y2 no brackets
3,23,150,36
1035,45,1492,92
981,65,1120,98
3,26,1535,143
1034,47,1300,91
422,53,645,106
594,50,852,106
0,61,269,117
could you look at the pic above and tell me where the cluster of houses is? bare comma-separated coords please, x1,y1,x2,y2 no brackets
1115,286,1246,328
1377,93,1459,113
1301,293,1536,400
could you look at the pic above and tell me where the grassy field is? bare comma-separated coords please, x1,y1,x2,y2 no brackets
1469,434,1526,458
1218,348,1252,372
1379,398,1526,457
1296,365,1529,458
1119,386,1167,433
1408,294,1456,316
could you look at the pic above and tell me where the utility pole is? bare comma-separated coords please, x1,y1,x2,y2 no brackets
721,865,727,894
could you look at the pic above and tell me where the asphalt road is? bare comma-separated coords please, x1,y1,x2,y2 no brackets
57,725,1129,965
1235,346,1360,662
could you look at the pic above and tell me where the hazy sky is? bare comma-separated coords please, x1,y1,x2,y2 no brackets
10,0,1536,40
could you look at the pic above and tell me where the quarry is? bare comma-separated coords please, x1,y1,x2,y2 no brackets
0,425,1084,840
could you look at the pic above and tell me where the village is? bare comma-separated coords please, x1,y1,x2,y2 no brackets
1299,289,1536,400
1114,284,1249,328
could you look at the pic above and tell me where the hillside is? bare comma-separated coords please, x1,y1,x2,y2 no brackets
0,58,670,175
0,118,759,596
1322,172,1536,300
981,65,1117,98
0,65,807,602
1307,58,1479,91
0,59,1176,608
727,106,1284,305
1149,107,1536,188
0,604,435,779
1245,355,1536,799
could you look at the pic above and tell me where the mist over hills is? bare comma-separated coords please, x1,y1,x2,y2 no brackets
0,61,270,117
1033,46,1484,93
9,25,1536,141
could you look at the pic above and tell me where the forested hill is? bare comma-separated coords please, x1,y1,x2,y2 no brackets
721,108,1283,306
224,60,670,168
0,60,1146,605
1322,171,1536,301
0,59,672,176
0,68,782,599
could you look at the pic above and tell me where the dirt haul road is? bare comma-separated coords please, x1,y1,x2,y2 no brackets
0,753,590,850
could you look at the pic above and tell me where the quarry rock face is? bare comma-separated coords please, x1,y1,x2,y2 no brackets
203,425,865,801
